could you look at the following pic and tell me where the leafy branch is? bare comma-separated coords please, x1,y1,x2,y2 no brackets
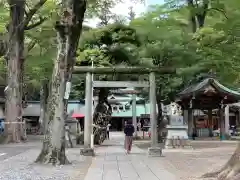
24,0,47,30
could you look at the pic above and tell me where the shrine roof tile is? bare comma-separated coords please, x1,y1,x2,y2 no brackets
178,78,240,99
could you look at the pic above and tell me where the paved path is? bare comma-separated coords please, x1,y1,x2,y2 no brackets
84,132,177,180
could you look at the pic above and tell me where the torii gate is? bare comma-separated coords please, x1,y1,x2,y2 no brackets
73,66,175,156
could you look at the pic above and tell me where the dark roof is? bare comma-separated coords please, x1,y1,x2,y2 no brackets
178,78,240,99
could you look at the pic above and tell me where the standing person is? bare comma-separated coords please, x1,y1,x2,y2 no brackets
137,121,141,131
106,123,111,139
192,128,196,140
140,119,144,129
124,120,134,154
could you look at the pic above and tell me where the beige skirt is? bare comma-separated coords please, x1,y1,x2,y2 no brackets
124,136,133,151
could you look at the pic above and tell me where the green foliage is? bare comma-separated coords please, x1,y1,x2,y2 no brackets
130,0,240,103
0,2,8,33
72,23,143,98
2,0,240,102
78,23,141,66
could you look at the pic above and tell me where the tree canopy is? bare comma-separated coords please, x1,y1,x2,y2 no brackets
1,0,240,101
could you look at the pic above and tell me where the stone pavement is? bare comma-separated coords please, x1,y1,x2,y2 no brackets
84,132,177,180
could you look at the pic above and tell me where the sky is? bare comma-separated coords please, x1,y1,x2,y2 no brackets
85,0,165,27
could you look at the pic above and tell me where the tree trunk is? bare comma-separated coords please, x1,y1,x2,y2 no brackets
36,23,69,165
62,0,87,127
187,0,197,33
202,142,240,180
36,0,86,165
187,0,208,33
0,33,7,57
38,80,49,135
93,87,112,145
156,85,166,143
4,0,25,143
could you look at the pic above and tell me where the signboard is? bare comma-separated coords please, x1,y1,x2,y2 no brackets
170,115,183,126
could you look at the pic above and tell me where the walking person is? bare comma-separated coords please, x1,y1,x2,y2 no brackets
106,123,111,139
124,120,135,154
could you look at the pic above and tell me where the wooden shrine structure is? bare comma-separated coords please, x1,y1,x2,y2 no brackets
176,78,240,140
110,88,140,137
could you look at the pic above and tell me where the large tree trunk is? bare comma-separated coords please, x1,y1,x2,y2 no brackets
36,23,69,165
4,0,48,143
4,0,25,143
36,0,86,165
93,87,112,145
62,0,87,123
202,142,240,180
38,80,49,135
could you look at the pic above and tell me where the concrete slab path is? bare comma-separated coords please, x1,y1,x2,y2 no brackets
84,132,177,180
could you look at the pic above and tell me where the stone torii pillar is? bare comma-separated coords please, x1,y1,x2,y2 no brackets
80,72,94,156
148,72,162,156
132,94,137,137
224,105,229,135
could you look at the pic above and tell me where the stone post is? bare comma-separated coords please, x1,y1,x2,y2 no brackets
80,72,94,156
237,110,240,127
132,94,137,137
224,105,229,136
236,111,239,126
208,109,213,137
188,109,193,138
183,110,188,125
148,72,162,156
220,108,225,140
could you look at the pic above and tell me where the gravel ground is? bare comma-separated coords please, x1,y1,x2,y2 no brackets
134,140,238,149
0,147,92,180
134,140,237,180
